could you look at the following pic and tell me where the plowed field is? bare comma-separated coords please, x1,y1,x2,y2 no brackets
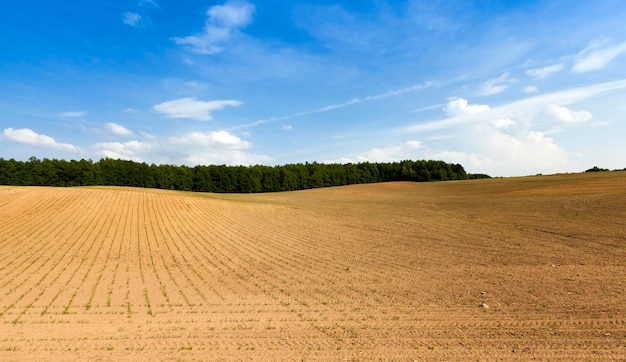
1,171,625,360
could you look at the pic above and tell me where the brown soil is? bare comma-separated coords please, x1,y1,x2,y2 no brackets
0,171,625,360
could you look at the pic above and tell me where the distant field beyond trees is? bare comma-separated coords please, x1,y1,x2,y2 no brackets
0,157,484,193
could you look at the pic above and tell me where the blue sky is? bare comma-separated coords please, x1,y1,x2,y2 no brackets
1,0,626,176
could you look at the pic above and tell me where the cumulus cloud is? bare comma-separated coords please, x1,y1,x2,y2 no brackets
404,79,626,133
444,98,490,117
153,97,242,121
105,122,134,136
167,131,270,165
394,80,626,176
93,130,269,166
573,41,626,73
545,105,592,123
480,72,518,96
355,140,423,163
344,123,566,176
434,123,566,176
172,0,255,54
469,125,567,176
94,140,150,162
491,118,516,129
526,63,564,79
58,111,86,118
2,128,79,152
169,130,251,150
122,12,141,27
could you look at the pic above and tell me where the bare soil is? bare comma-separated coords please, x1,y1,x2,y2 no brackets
0,171,625,360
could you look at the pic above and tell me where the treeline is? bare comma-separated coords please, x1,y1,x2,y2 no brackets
0,157,489,193
584,166,626,173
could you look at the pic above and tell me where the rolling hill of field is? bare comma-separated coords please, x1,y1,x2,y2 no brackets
0,172,625,360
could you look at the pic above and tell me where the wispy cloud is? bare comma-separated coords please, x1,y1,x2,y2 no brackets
479,72,518,96
184,80,209,90
233,81,435,129
58,111,86,118
412,103,445,113
2,128,80,152
122,12,141,27
105,122,134,136
153,97,242,121
523,85,539,93
526,63,564,79
172,0,255,54
139,0,159,7
403,79,626,133
572,41,626,73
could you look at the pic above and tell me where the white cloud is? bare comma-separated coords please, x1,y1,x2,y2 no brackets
430,124,566,176
153,97,242,121
343,124,566,176
123,108,139,113
105,122,134,136
169,130,251,150
282,125,293,131
466,124,567,176
93,130,270,166
412,103,445,113
184,80,209,90
523,85,539,93
480,72,518,96
444,98,490,117
208,1,255,28
58,111,86,118
545,105,592,123
356,140,423,163
491,118,516,129
167,131,270,165
233,81,435,130
573,41,626,73
139,0,159,7
122,12,141,27
394,80,626,176
2,128,79,152
526,63,564,79
94,140,151,162
172,0,255,54
403,79,626,133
